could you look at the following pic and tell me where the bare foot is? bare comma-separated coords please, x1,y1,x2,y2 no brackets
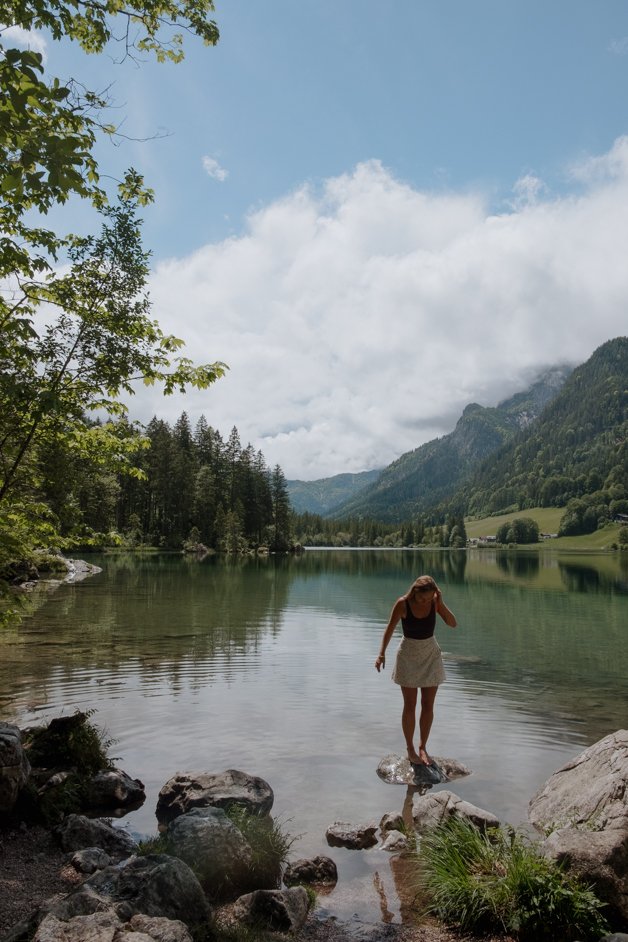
418,747,432,766
407,750,422,765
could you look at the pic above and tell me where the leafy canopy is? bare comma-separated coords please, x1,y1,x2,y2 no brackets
0,0,225,607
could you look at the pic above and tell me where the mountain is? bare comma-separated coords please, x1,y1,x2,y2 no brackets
327,365,572,523
287,469,382,515
461,337,628,517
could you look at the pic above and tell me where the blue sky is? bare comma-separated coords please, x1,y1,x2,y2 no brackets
7,2,628,478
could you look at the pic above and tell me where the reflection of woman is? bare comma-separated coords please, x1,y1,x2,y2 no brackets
375,575,457,766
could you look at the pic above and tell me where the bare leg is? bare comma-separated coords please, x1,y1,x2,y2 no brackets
401,686,420,763
418,686,438,764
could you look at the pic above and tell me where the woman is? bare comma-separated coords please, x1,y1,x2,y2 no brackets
375,575,457,766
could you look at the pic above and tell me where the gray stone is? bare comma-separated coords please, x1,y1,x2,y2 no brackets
283,856,338,887
0,723,31,812
33,910,193,942
156,769,274,824
380,829,410,852
127,914,194,942
379,811,404,833
69,847,113,874
376,753,470,786
34,911,123,941
326,821,378,849
56,814,138,859
166,806,253,893
71,854,211,927
529,729,628,833
412,790,499,832
540,826,628,928
85,769,146,810
232,887,309,933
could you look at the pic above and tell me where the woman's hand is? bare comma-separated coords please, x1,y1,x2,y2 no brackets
375,653,385,672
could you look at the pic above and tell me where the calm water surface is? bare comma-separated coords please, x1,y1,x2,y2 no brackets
1,549,627,923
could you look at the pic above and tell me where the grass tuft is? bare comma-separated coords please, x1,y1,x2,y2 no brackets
417,816,608,941
225,806,300,890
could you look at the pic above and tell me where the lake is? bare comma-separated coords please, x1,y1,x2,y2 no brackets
1,548,627,923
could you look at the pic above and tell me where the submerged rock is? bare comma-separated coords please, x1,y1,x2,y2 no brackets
376,753,470,786
283,856,338,887
326,821,378,849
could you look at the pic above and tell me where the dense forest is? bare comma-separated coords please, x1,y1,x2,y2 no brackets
40,414,292,554
453,337,628,535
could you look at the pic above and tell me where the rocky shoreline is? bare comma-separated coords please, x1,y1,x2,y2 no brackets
1,718,627,942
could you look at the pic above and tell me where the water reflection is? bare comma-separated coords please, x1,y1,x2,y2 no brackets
1,548,627,924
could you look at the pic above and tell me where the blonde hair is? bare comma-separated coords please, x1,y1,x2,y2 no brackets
405,574,437,599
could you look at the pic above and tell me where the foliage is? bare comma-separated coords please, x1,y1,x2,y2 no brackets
0,0,225,617
114,415,287,552
496,516,540,545
462,338,628,521
136,833,172,856
418,816,608,941
225,806,299,890
23,709,115,774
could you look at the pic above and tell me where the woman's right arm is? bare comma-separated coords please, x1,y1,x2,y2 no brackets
375,598,404,672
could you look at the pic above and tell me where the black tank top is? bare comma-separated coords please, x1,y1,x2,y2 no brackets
401,601,436,639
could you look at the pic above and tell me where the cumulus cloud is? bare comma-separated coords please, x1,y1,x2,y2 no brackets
202,156,229,182
137,144,628,480
2,25,47,60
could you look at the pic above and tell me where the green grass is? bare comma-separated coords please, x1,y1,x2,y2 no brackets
465,508,564,539
417,817,608,941
465,508,622,550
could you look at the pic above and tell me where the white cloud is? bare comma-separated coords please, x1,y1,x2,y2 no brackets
136,145,628,480
202,156,228,182
2,25,47,60
609,36,628,55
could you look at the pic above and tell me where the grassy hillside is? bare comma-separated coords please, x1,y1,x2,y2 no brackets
466,507,623,549
465,508,564,538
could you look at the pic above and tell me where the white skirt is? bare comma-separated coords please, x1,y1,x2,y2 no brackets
391,635,446,688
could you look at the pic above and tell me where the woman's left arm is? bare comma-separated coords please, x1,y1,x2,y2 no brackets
434,586,457,627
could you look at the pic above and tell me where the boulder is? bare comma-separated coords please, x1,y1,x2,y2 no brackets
0,723,31,812
56,814,138,859
166,806,253,894
326,821,378,849
232,887,309,933
127,914,194,942
283,856,338,887
529,730,628,928
412,790,499,833
540,825,628,927
156,769,274,824
59,854,212,928
529,729,628,833
376,753,470,786
85,769,146,811
33,910,193,941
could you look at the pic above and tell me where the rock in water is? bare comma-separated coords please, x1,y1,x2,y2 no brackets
376,753,470,786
